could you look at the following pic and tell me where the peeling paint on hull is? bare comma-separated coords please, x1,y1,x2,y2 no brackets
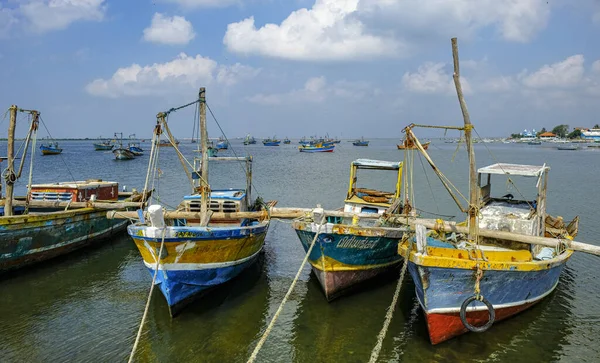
0,209,128,271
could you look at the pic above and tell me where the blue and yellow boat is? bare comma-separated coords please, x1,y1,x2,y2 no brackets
40,142,62,155
298,142,335,152
127,90,271,315
292,159,408,300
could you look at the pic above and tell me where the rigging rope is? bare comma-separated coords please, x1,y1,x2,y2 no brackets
39,115,77,182
128,228,167,363
247,216,325,363
368,239,413,363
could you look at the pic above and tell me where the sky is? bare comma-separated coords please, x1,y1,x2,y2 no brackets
0,0,599,139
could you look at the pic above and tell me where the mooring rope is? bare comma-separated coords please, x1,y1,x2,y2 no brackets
247,217,325,363
368,240,413,363
128,228,167,363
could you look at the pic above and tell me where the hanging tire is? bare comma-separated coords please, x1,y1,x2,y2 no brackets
459,295,495,333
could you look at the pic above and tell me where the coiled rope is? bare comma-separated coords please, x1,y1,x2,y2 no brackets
128,228,167,363
368,239,413,363
247,217,325,363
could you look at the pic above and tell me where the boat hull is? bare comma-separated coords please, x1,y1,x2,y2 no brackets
299,145,335,152
0,209,128,271
353,142,369,146
263,142,280,146
94,144,113,151
403,245,572,344
128,222,269,315
113,148,136,160
293,221,405,300
40,146,62,155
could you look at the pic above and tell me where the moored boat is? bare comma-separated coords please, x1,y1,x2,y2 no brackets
244,134,257,145
126,88,272,315
298,142,335,153
128,142,144,156
93,138,114,151
0,105,150,272
40,142,62,155
283,137,291,144
352,137,369,146
292,159,408,300
263,136,281,146
216,136,229,149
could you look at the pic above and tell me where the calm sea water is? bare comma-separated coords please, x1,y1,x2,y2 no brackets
1,139,599,362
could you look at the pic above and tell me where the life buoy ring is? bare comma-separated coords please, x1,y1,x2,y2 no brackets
459,295,495,333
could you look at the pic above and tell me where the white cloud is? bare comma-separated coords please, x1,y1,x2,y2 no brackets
164,0,238,7
402,62,471,94
247,76,380,104
20,0,106,33
0,6,19,38
224,0,400,61
592,60,600,74
520,55,585,88
359,0,550,43
480,76,515,93
143,13,195,45
85,53,258,98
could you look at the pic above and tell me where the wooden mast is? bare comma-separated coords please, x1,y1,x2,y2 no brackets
198,88,210,224
451,37,478,241
5,105,18,216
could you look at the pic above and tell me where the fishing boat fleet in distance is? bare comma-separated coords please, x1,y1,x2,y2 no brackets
4,39,600,358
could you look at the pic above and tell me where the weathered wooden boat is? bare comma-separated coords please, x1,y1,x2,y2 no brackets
113,148,135,160
298,142,335,153
94,138,114,150
283,137,291,144
40,142,62,155
244,134,257,145
292,159,408,300
352,137,369,146
397,39,578,345
0,105,149,272
263,137,281,146
397,139,430,150
126,88,272,315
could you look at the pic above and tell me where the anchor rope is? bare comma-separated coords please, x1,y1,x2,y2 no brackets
368,239,413,363
128,228,167,363
247,216,325,363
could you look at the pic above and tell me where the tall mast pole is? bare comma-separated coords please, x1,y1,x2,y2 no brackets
451,38,478,241
199,88,209,221
5,105,18,216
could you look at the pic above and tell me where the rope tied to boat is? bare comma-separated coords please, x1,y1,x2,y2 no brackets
128,228,167,363
247,215,325,363
368,237,413,363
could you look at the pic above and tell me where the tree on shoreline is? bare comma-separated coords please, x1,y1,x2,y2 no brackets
551,125,569,138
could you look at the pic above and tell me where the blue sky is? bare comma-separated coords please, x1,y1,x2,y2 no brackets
1,0,599,139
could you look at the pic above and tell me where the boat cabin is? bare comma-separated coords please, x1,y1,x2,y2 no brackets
344,159,403,214
30,180,119,202
180,189,248,214
477,163,549,237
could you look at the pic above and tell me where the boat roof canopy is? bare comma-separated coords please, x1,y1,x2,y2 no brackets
477,163,549,177
352,159,402,170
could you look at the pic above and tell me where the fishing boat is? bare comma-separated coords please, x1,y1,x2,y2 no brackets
0,105,150,272
263,136,281,146
352,137,369,146
397,39,578,345
299,137,311,146
112,132,135,160
158,139,180,147
216,136,229,150
397,138,430,150
292,159,409,300
93,138,114,151
244,134,257,145
557,144,578,151
127,142,144,156
40,142,62,155
528,140,542,145
283,137,291,144
126,88,272,315
298,142,335,153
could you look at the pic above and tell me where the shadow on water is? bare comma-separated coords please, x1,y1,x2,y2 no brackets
134,252,271,363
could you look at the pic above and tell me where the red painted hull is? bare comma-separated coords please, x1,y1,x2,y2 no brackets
311,263,400,301
425,300,539,344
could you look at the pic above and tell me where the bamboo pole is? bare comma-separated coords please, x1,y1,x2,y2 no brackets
5,105,18,216
2,199,145,210
106,208,384,221
396,217,600,257
199,87,209,226
451,37,478,242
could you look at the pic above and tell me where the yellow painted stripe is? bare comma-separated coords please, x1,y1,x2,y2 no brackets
308,255,400,272
132,234,266,265
398,241,573,272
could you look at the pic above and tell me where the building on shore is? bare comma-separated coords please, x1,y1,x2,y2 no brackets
580,128,600,141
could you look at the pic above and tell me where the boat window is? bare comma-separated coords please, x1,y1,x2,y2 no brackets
361,206,380,214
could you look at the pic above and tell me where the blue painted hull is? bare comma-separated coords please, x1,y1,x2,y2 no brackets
299,145,335,152
352,142,369,146
263,141,280,146
293,224,404,300
216,141,228,149
40,145,62,155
